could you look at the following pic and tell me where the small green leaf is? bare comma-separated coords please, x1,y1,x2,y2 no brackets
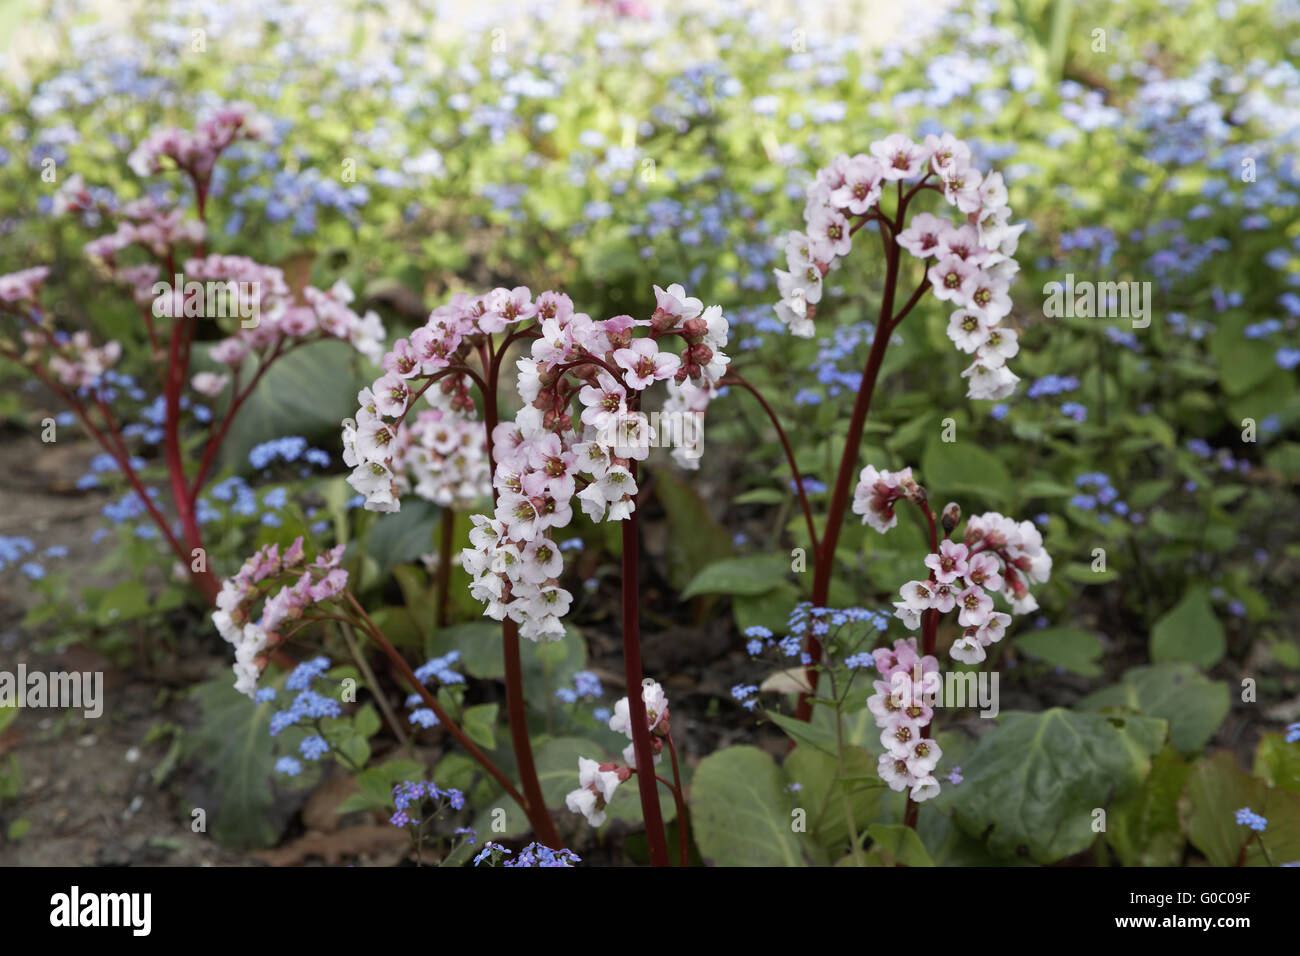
681,554,792,599
1015,627,1104,676
1080,663,1229,754
462,703,499,750
864,823,934,866
1150,589,1226,669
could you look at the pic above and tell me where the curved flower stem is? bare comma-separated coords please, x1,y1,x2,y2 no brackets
343,591,531,810
187,339,289,499
622,455,671,867
333,619,409,748
719,371,819,552
888,264,934,334
19,355,206,593
666,733,690,867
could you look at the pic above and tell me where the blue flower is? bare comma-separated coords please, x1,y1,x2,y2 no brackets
299,735,330,760
286,656,331,691
1235,807,1267,832
409,708,440,728
275,756,303,777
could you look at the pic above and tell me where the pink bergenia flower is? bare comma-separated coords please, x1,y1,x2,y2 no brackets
870,133,927,180
613,338,679,390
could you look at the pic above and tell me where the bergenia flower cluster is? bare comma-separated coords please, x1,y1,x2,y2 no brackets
565,680,670,827
456,284,728,642
340,289,505,514
869,638,944,802
896,512,1052,665
205,272,387,369
211,538,348,697
773,131,1027,400
854,463,1053,664
127,101,272,181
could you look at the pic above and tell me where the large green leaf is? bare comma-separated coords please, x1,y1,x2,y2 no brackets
360,499,440,581
1149,588,1226,669
784,745,884,852
1079,663,1229,754
185,676,310,848
862,823,935,867
921,435,1012,506
690,746,818,866
1106,746,1192,866
652,469,733,591
425,620,505,680
1254,733,1300,795
949,709,1166,863
1179,750,1300,866
532,736,609,809
680,554,792,599
218,339,371,475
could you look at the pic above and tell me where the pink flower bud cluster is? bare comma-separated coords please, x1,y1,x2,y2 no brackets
212,537,348,697
127,101,271,181
565,679,669,827
0,267,52,304
869,638,943,802
340,291,489,514
896,514,1051,665
84,197,206,264
202,273,386,375
9,321,122,388
460,284,729,642
774,131,1027,400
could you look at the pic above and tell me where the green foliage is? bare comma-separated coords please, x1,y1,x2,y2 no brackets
689,746,817,866
950,709,1166,862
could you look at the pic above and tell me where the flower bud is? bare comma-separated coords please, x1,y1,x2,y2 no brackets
681,316,707,339
941,502,961,535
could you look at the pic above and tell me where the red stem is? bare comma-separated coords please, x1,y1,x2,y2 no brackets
720,371,819,552
188,340,286,499
621,456,671,867
344,592,527,807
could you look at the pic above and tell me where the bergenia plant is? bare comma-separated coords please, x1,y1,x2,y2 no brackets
0,103,384,602
759,131,1029,720
320,281,726,861
851,466,1051,824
